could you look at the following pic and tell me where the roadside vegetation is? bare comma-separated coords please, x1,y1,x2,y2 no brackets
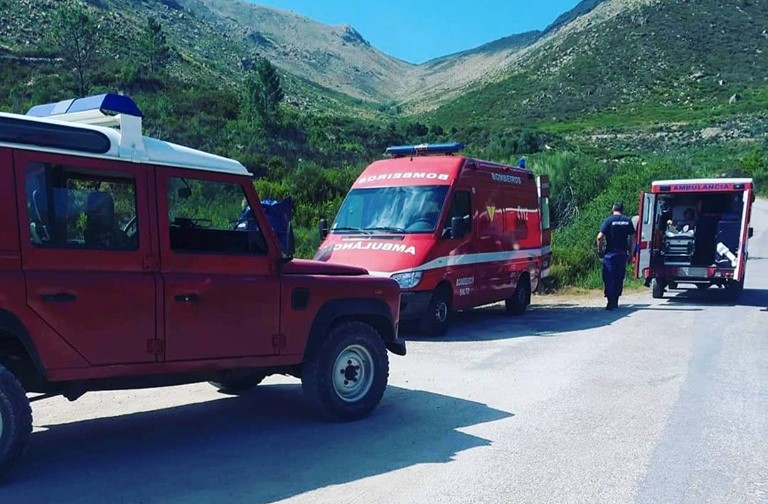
1,0,766,289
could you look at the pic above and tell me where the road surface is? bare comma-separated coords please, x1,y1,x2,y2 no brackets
1,201,766,504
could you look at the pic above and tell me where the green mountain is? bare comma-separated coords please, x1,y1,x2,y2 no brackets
425,0,768,145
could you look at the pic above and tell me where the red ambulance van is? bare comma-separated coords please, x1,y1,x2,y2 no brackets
314,143,552,336
635,177,755,299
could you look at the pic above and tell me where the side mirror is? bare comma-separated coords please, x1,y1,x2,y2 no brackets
177,187,192,199
319,218,329,241
450,216,466,240
748,227,754,239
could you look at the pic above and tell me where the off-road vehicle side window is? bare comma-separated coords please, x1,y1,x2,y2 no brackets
167,176,268,255
24,162,138,250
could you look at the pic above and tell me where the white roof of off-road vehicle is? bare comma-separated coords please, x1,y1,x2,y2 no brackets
0,93,249,175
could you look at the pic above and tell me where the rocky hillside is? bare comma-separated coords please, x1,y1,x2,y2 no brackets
174,0,414,102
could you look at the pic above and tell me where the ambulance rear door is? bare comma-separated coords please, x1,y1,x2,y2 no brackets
635,191,656,278
734,188,753,282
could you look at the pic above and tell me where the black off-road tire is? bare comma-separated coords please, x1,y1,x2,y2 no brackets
302,321,389,421
0,365,32,480
419,286,452,337
651,278,665,299
505,276,531,316
209,371,267,395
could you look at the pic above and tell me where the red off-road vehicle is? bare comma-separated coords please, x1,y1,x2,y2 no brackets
0,94,405,478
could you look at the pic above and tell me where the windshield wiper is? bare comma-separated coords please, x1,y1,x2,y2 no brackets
363,226,407,234
332,226,371,234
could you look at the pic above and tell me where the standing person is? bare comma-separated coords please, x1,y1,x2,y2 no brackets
596,201,636,310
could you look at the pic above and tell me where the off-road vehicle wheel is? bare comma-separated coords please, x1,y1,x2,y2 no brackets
209,370,267,395
651,278,665,299
419,286,451,337
505,276,531,316
0,364,32,480
302,321,388,421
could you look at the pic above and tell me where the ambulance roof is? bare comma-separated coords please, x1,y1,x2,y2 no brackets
652,177,752,186
0,93,248,176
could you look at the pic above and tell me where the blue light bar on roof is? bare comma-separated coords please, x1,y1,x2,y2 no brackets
385,142,465,157
26,93,144,118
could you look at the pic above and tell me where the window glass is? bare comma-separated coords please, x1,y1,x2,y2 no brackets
540,196,551,230
332,185,449,234
24,162,138,250
444,191,472,229
167,177,268,255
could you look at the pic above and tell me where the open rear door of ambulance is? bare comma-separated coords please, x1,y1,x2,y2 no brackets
635,191,656,278
734,186,754,283
536,175,552,281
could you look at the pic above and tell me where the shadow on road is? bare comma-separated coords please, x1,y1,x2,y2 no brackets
664,287,768,309
4,385,511,503
402,301,647,342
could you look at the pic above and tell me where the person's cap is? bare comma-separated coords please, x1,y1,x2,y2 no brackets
612,201,624,212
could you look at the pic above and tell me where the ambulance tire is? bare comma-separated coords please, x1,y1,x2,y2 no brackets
725,278,744,300
505,276,530,316
0,365,32,480
651,278,664,299
420,286,452,337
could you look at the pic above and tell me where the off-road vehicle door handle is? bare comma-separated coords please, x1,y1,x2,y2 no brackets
42,293,76,303
174,293,202,303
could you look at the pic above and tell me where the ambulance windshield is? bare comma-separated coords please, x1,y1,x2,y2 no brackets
333,185,449,234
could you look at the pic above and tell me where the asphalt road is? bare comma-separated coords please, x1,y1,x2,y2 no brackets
2,200,766,504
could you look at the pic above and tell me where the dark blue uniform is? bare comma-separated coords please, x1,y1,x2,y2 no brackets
599,214,635,307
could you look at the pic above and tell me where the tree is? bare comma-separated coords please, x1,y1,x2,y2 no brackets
48,1,100,96
141,17,172,75
243,58,284,130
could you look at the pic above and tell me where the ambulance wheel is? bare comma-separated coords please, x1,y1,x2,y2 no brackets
0,365,32,480
420,286,451,337
302,321,388,421
725,279,744,300
505,276,530,316
651,278,664,299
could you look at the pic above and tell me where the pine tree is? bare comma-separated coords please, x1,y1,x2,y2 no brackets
141,17,171,75
243,58,284,130
48,1,100,96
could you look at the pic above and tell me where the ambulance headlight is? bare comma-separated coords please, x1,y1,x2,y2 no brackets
391,271,423,289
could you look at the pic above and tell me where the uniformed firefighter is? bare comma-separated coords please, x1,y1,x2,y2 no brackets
596,201,636,310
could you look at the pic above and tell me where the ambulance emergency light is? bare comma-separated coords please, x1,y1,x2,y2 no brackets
385,142,465,157
26,93,144,126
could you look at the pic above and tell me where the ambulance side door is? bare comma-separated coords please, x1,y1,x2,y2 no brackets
635,191,656,278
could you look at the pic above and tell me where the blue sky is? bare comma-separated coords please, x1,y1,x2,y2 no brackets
249,1,584,64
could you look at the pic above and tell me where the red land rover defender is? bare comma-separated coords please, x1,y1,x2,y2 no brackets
0,94,405,478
